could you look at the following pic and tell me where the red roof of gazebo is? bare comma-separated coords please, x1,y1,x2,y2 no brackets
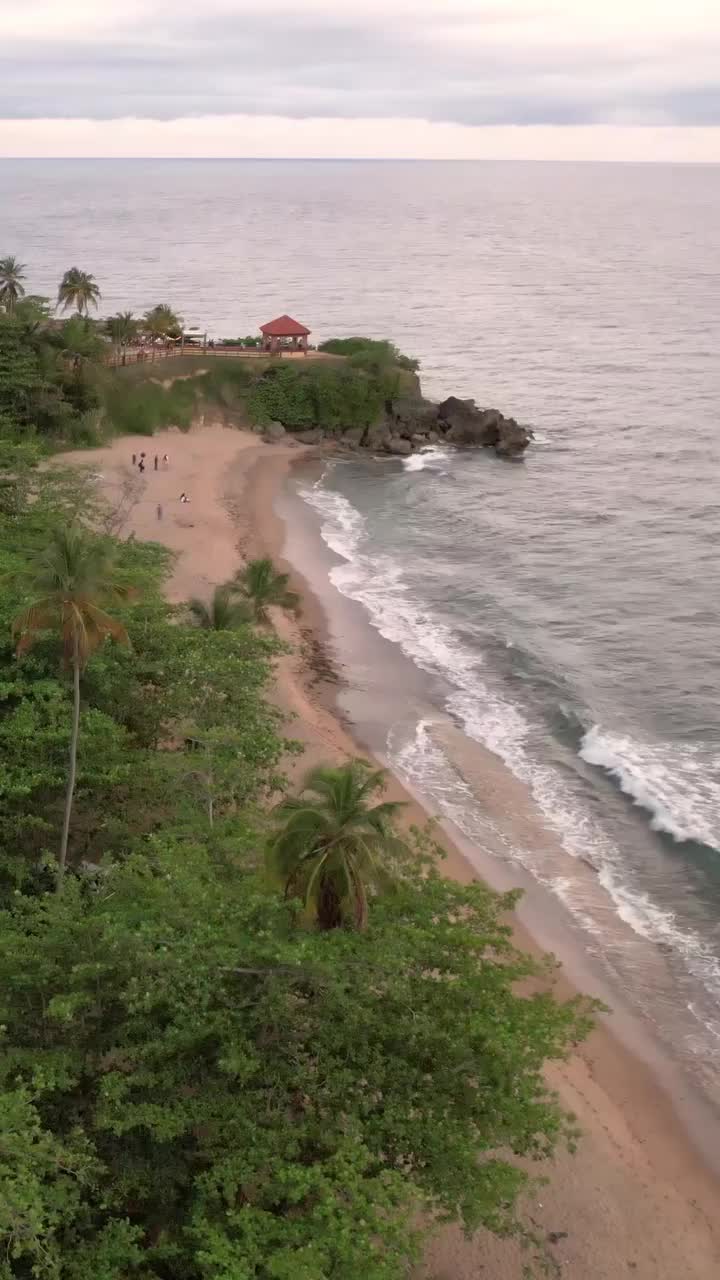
260,314,311,337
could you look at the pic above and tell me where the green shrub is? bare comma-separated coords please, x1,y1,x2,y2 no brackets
247,363,385,432
319,336,419,372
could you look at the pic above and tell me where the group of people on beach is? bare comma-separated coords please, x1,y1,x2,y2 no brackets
130,450,189,518
131,450,169,474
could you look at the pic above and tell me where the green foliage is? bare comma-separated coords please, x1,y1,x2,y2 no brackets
102,376,198,435
12,526,133,889
0,255,26,313
0,308,103,441
189,586,253,630
267,760,409,929
234,557,300,623
0,843,595,1279
100,361,259,437
143,303,183,341
319,335,420,372
247,362,386,433
106,311,138,362
57,268,102,316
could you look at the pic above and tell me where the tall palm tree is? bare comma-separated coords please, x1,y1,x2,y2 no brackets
267,760,408,930
106,310,138,365
143,304,182,353
188,586,252,630
0,255,26,313
234,557,299,623
12,529,132,890
57,268,101,316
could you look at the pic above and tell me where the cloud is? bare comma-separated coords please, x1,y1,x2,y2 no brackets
0,1,718,129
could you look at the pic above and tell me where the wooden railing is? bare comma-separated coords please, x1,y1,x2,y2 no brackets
104,346,325,369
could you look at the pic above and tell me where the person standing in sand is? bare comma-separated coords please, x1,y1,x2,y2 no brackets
132,452,136,466
154,455,158,471
163,453,169,468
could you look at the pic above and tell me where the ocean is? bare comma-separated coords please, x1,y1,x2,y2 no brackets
3,157,720,1106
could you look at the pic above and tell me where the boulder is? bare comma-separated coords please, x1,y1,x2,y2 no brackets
294,428,325,444
495,418,533,458
263,420,286,442
364,420,393,451
387,436,412,456
389,397,438,436
342,426,366,446
438,397,530,455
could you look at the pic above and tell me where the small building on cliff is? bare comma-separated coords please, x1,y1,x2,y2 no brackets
260,314,311,354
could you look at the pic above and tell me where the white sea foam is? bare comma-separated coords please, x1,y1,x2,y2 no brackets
403,447,452,472
297,477,720,1046
580,725,720,847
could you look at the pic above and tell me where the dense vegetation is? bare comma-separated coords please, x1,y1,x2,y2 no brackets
318,336,419,372
0,265,419,448
0,262,595,1277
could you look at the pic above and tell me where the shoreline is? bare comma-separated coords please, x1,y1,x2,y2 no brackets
60,423,720,1279
243,447,720,1279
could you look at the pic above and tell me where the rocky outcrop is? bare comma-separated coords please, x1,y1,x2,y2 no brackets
387,436,412,456
295,428,325,444
276,392,531,460
373,394,532,459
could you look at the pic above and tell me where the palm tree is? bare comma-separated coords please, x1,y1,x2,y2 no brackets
188,586,252,630
234,557,299,623
106,311,138,365
12,529,132,890
0,255,26,313
266,760,408,930
57,268,101,316
143,304,182,358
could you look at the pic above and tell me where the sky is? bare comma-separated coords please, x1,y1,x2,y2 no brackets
1,0,719,160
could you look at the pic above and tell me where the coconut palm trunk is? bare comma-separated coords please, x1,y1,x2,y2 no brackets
12,528,133,892
57,627,81,890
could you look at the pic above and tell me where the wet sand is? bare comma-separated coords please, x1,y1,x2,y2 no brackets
60,422,720,1279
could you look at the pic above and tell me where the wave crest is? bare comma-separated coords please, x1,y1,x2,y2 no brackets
580,726,720,848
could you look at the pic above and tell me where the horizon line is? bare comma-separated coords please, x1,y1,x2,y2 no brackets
1,155,719,165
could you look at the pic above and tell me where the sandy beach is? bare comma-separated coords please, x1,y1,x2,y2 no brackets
60,421,720,1279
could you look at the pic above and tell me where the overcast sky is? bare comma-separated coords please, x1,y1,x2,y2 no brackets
1,0,719,159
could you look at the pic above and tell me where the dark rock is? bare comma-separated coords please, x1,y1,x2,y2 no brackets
389,396,438,437
343,427,366,446
263,420,286,442
295,428,325,444
364,421,393,451
495,417,532,457
438,396,531,456
387,437,412,456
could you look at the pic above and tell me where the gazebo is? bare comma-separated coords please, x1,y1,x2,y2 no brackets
260,314,311,355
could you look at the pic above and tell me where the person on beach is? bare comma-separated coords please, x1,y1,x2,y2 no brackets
132,452,136,466
138,460,145,474
163,453,169,468
154,455,158,471
157,504,163,521
179,492,190,503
